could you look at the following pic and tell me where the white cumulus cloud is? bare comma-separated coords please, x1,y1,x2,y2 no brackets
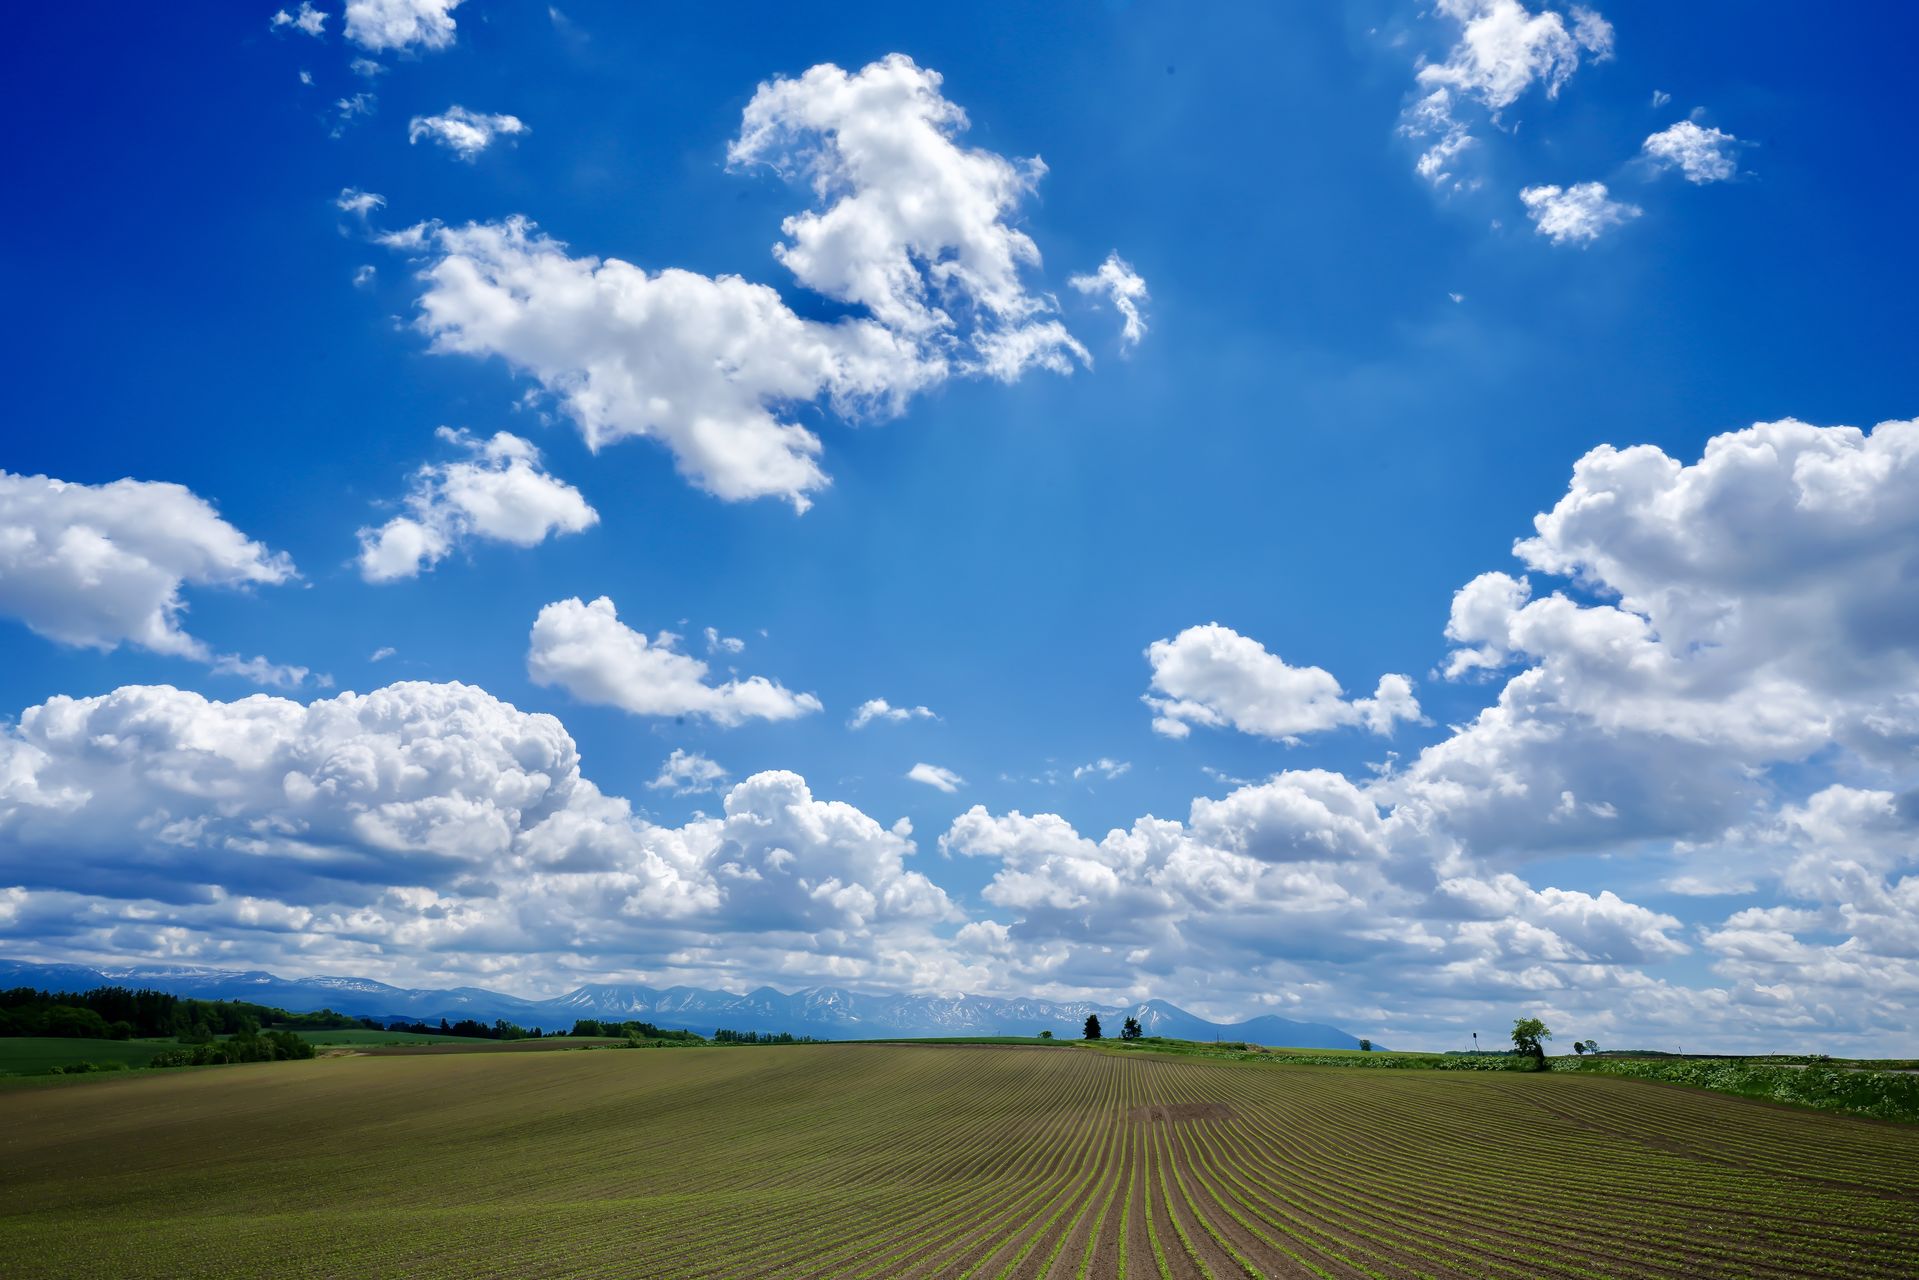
729,54,1086,374
1642,119,1740,183
8,414,1919,1051
344,0,462,52
1403,0,1614,186
385,217,933,512
1144,624,1421,742
1395,416,1919,859
527,596,822,726
648,749,729,797
1519,182,1640,244
271,3,328,37
0,682,953,990
1419,0,1613,110
409,106,530,160
385,56,1117,512
940,763,1691,1028
357,429,598,582
0,470,300,683
907,763,965,793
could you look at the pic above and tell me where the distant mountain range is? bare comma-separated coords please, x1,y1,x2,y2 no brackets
0,958,1370,1049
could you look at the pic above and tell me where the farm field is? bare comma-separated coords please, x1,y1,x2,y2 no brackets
0,1036,177,1076
0,1030,569,1076
1,1043,1914,1279
290,1028,499,1047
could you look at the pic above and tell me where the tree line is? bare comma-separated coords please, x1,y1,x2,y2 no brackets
567,1018,703,1041
0,985,376,1041
2,985,832,1050
711,1028,826,1045
383,1016,547,1040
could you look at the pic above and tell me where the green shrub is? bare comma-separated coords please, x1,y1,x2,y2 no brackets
1564,1057,1919,1123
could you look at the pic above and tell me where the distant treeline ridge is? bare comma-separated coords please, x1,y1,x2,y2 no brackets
0,985,372,1041
3,984,826,1053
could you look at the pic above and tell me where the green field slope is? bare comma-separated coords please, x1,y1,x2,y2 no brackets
290,1029,508,1047
2,1043,1914,1278
0,1037,178,1075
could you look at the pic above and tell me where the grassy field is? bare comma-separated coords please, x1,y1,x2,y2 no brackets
0,1037,179,1075
2,1043,1914,1278
0,1031,631,1078
344,1034,626,1055
290,1028,505,1047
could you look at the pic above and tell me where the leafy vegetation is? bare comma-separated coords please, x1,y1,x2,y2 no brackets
709,1028,825,1044
381,1017,545,1040
567,1018,702,1041
0,987,333,1075
1563,1055,1919,1123
1105,1036,1545,1070
1105,1032,1919,1123
1511,1014,1551,1064
0,985,322,1041
0,986,579,1074
146,1030,315,1068
2,1043,1913,1278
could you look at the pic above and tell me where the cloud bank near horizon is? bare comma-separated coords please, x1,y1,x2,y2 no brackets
5,416,1915,1052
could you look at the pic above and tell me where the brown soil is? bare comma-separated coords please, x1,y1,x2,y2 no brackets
1130,1100,1234,1125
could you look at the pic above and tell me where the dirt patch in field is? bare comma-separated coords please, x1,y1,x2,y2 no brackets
1129,1101,1234,1125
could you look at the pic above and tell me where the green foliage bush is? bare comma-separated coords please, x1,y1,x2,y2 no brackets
711,1028,824,1045
573,1017,704,1042
1262,1051,1539,1071
1564,1057,1919,1123
148,1030,317,1069
1118,1038,1542,1070
383,1017,542,1040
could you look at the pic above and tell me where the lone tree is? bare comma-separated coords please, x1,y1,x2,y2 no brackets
1511,1016,1552,1068
1571,1040,1586,1056
1121,1016,1143,1040
1359,1038,1373,1052
1038,1030,1053,1040
1083,1014,1103,1040
1582,1039,1599,1056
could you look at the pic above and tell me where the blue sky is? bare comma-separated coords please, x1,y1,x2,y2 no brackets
2,1,1916,1053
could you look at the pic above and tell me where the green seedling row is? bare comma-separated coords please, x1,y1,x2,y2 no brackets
2,1042,1914,1278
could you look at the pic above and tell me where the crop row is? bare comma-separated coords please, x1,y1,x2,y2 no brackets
1,1043,1913,1277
